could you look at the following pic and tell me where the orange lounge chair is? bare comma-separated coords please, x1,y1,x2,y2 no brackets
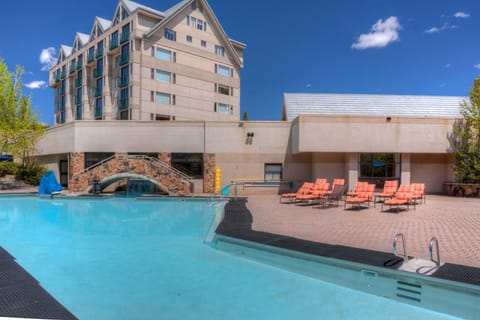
279,182,314,203
314,184,346,209
411,183,426,204
374,180,398,207
295,183,331,205
382,191,414,212
346,181,369,197
344,184,375,210
323,179,345,196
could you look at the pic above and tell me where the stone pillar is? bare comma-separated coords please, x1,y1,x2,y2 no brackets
345,153,358,192
68,152,85,192
203,153,216,193
401,153,411,185
158,152,171,165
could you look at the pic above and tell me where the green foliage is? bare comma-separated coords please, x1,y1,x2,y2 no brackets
15,163,47,186
0,161,19,176
242,111,249,121
0,58,45,162
453,77,480,183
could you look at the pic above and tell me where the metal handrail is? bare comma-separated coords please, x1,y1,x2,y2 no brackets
429,236,441,266
73,154,117,177
393,233,408,262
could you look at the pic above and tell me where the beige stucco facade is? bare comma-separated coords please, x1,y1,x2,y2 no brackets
34,114,457,194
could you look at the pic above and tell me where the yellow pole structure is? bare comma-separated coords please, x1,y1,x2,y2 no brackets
214,167,222,194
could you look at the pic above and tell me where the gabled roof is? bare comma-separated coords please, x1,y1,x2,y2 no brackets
282,93,466,121
97,17,112,31
122,0,164,17
144,0,244,67
60,45,72,57
76,33,90,46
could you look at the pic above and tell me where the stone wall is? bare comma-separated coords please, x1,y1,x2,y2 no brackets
68,152,85,192
69,153,191,195
203,153,216,193
158,152,171,164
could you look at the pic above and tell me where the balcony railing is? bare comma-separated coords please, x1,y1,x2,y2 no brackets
119,76,129,88
54,73,61,83
110,37,119,51
94,68,103,78
119,53,129,66
75,77,82,87
87,53,95,64
69,63,76,74
76,60,83,70
96,47,104,58
60,69,66,79
94,87,103,97
118,98,129,110
120,31,130,44
59,87,66,95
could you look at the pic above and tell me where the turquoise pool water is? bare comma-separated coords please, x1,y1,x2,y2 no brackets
0,196,460,319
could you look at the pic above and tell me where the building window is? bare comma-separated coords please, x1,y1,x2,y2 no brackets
216,64,231,77
119,110,129,120
217,84,230,95
215,103,230,114
171,153,203,178
265,164,282,181
164,28,176,41
186,35,192,42
76,105,83,120
84,153,114,169
155,92,171,104
95,98,103,120
359,153,401,187
156,70,171,83
152,114,170,121
201,40,206,47
215,45,225,56
156,48,172,61
59,160,68,186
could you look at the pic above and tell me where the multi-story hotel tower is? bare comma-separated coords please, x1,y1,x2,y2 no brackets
49,0,245,124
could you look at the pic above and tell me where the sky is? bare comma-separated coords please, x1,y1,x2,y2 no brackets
2,0,480,125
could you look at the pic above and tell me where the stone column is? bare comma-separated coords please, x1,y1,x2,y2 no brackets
69,152,85,192
345,153,358,192
203,153,216,193
401,153,411,185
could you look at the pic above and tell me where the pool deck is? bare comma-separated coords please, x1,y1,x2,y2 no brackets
244,194,480,269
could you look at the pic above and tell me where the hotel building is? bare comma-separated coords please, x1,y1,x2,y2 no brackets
36,0,465,196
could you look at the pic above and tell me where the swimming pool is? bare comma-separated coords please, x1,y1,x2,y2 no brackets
0,196,463,319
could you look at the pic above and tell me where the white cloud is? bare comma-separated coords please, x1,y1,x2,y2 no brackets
40,47,57,71
474,64,480,69
454,12,470,19
305,84,312,88
352,16,401,50
444,63,451,68
424,22,457,34
25,80,47,89
425,27,440,34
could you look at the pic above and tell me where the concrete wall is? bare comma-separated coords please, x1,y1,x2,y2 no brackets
312,153,345,183
293,115,456,153
411,154,451,194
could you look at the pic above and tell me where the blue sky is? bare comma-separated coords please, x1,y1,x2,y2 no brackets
2,0,480,125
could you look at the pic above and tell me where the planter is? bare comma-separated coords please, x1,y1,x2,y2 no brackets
443,182,480,197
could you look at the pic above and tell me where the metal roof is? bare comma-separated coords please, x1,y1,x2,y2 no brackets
76,33,90,46
96,17,112,31
123,0,164,17
283,93,466,121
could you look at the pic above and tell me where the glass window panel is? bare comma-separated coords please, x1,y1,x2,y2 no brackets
155,92,170,104
156,70,171,83
156,48,171,61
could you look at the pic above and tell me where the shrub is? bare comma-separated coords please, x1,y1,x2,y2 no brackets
0,161,19,177
15,164,48,186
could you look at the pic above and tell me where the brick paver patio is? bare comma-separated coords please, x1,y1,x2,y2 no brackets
245,194,480,268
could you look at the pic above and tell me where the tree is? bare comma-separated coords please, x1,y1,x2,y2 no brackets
0,58,45,163
453,77,480,183
242,111,248,121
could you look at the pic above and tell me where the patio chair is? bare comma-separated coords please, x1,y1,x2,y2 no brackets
314,184,346,209
295,183,331,205
279,182,314,203
344,184,375,210
374,180,398,207
346,181,369,197
411,183,426,204
314,178,327,186
382,191,415,212
323,179,345,196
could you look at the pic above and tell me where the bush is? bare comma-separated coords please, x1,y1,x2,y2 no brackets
0,161,19,177
15,164,48,186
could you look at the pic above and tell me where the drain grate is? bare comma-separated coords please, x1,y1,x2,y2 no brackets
396,280,422,302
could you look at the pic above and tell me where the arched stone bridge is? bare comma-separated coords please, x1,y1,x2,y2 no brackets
70,154,192,195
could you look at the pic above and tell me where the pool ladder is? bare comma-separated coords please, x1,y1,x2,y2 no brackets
429,236,441,267
393,233,408,262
